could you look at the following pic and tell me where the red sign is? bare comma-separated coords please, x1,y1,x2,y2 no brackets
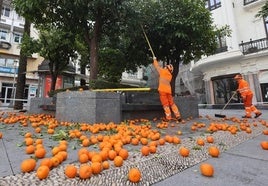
44,75,63,97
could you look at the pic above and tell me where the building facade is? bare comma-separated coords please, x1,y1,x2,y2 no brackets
0,0,43,107
190,0,268,107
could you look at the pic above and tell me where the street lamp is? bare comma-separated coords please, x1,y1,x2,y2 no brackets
9,59,18,107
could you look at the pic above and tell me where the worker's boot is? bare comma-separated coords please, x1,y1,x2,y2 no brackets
242,107,252,118
250,105,262,118
171,104,181,122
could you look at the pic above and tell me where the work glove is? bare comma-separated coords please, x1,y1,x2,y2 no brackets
153,57,157,60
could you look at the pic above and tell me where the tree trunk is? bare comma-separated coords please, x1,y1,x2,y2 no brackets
171,60,179,97
89,20,101,80
14,19,31,110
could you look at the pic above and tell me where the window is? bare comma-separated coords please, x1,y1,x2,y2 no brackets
13,33,23,43
6,59,14,67
244,0,258,6
0,58,5,66
214,35,227,53
1,6,10,17
212,76,239,104
0,30,8,41
205,0,221,11
265,17,268,37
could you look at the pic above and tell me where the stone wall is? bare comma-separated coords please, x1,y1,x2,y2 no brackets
28,91,199,123
56,91,121,123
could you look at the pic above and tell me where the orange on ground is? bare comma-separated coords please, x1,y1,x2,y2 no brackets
118,148,129,160
260,141,268,150
149,145,157,153
141,146,150,156
208,146,220,157
36,165,50,180
79,165,92,179
35,148,46,159
25,145,35,154
200,163,214,177
179,146,190,157
40,158,53,169
51,156,60,167
206,136,214,143
79,153,89,164
196,138,205,146
128,168,141,183
21,158,36,173
65,165,77,178
108,150,117,160
91,162,102,174
114,156,124,167
102,161,110,169
91,154,102,163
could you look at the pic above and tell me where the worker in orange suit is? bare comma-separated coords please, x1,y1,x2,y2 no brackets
153,57,182,122
234,74,262,118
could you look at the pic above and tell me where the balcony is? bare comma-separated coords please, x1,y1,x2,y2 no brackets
239,38,268,55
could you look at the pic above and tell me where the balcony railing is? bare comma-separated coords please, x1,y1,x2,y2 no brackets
244,0,258,6
239,38,268,55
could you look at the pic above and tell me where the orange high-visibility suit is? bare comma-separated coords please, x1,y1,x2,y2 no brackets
153,58,181,121
234,74,262,118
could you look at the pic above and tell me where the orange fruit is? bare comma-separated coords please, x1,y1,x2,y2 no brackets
82,138,90,147
196,138,205,146
52,146,60,156
25,145,35,154
179,146,190,157
128,168,141,183
91,162,102,174
25,137,34,146
206,136,214,143
158,138,166,145
149,145,157,154
35,139,43,145
40,158,53,169
0,132,2,139
141,146,150,156
208,146,220,157
65,165,77,178
59,144,67,151
102,161,110,170
108,150,117,160
118,148,129,160
79,165,92,179
113,156,123,167
35,148,46,159
172,136,181,144
35,127,41,133
200,163,214,177
24,132,32,138
79,153,89,164
36,165,50,180
21,158,36,173
91,154,102,163
260,141,268,150
58,151,68,161
51,156,60,167
78,148,88,156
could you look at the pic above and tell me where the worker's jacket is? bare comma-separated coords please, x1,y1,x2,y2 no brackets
237,79,253,97
153,59,172,94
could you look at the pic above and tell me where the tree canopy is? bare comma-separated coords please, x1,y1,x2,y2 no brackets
12,0,220,91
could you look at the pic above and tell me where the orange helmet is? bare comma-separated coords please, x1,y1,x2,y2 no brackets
234,74,242,80
166,64,173,73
